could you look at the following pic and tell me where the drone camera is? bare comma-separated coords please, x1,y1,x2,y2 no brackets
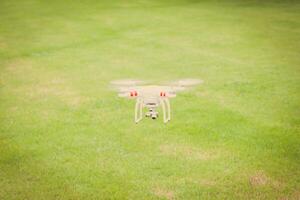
151,113,158,119
145,108,158,119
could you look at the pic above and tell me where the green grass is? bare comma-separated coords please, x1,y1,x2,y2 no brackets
0,0,300,199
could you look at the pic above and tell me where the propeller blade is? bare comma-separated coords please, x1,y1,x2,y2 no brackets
171,79,203,87
110,79,145,86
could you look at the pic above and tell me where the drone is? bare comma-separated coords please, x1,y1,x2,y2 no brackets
111,79,202,123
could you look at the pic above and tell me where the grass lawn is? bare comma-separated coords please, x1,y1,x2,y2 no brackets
0,0,300,199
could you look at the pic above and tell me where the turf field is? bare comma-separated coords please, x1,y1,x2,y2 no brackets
0,0,299,199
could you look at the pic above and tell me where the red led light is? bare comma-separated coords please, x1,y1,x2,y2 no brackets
160,92,166,97
130,91,137,97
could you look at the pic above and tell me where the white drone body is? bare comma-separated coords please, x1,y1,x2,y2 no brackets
111,79,202,123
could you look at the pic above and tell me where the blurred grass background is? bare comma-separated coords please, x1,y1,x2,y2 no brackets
0,0,299,199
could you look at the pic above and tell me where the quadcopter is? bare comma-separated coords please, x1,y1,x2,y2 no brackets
111,79,202,123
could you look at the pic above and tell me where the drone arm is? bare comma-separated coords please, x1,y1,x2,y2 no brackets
118,93,128,98
167,93,176,98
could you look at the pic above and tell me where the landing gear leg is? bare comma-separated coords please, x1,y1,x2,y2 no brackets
135,98,143,123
